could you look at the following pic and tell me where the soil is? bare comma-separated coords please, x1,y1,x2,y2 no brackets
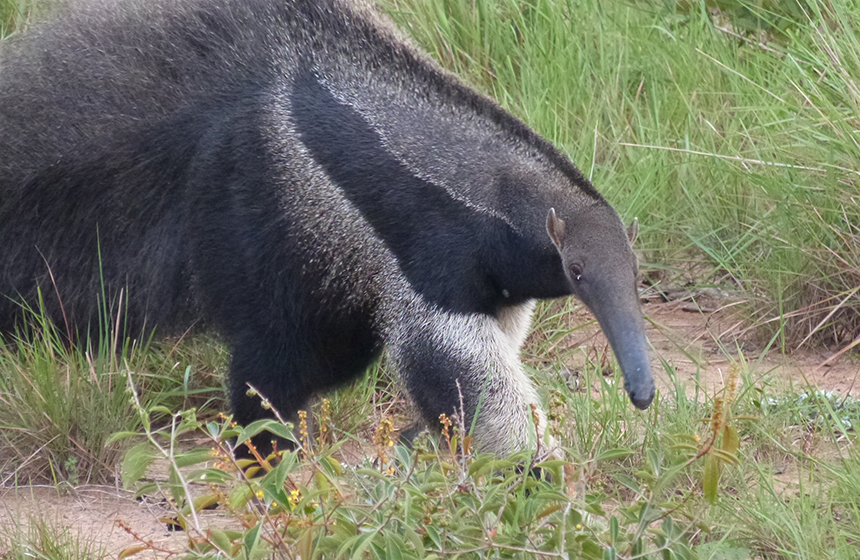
544,299,860,399
1,301,857,558
0,485,188,558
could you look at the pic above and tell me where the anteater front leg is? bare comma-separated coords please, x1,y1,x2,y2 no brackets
387,301,552,458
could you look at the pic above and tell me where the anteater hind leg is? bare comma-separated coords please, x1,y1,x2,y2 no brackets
227,332,313,457
227,317,381,457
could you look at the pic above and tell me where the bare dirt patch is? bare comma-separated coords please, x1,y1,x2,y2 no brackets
0,485,185,558
644,300,859,398
534,300,860,400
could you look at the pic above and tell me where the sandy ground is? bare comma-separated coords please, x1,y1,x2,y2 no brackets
645,299,858,398
0,485,185,558
543,299,859,399
1,300,857,558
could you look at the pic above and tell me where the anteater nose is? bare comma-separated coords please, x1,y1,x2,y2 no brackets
629,386,655,410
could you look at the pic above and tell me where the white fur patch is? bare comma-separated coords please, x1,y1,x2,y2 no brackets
385,294,553,458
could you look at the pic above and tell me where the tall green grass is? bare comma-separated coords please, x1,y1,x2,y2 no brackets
0,298,225,484
0,515,107,560
384,0,860,349
0,0,36,38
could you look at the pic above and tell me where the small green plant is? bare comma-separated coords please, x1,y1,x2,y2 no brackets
116,369,768,559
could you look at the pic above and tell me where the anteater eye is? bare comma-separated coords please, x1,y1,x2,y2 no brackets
570,263,583,281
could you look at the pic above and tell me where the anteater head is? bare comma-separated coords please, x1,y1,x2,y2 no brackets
546,205,655,410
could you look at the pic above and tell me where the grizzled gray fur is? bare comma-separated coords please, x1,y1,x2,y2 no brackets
0,0,654,456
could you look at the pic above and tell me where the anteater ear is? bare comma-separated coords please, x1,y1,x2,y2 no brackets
546,208,566,252
627,217,639,245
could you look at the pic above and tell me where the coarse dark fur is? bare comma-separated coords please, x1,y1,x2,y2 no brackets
0,0,654,456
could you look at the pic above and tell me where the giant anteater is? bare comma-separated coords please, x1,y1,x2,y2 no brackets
0,0,654,456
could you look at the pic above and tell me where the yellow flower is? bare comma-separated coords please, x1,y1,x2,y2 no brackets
289,489,301,507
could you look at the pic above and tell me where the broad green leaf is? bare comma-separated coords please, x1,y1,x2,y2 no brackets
147,405,174,416
425,526,443,549
208,529,236,554
356,468,390,480
534,459,570,469
594,448,635,462
402,524,425,557
383,533,405,560
320,454,343,475
485,459,517,471
107,431,142,445
703,454,721,504
539,504,563,521
348,531,379,560
175,448,214,468
158,516,185,531
467,455,493,478
712,448,740,466
121,441,156,488
298,527,316,560
229,485,254,510
722,425,740,455
180,493,220,515
243,522,262,556
236,418,298,444
188,467,234,484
